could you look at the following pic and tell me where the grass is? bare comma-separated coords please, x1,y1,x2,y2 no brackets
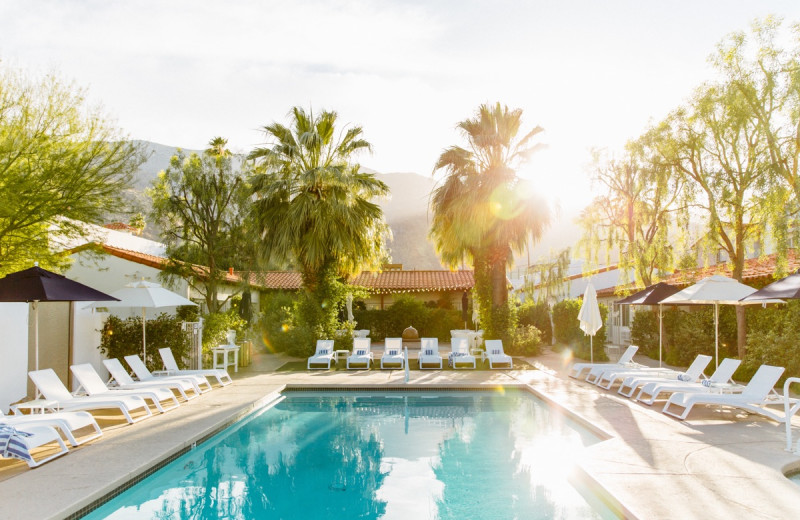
277,357,536,372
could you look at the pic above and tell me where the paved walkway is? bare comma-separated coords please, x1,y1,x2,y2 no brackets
1,347,799,519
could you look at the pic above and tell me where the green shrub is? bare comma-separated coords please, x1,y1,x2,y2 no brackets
99,313,190,371
517,300,552,344
630,308,659,358
740,300,800,384
352,296,464,342
258,291,300,353
660,306,736,367
507,325,543,356
551,298,608,361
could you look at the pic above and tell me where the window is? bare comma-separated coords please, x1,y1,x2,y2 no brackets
620,305,630,327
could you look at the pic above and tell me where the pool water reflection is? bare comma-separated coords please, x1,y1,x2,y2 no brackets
82,390,619,520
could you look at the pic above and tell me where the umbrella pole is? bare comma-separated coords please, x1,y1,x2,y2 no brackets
33,300,39,372
33,300,40,398
590,335,593,364
142,307,147,363
714,303,719,370
659,305,663,368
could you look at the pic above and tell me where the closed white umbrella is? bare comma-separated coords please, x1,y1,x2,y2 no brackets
345,293,355,324
578,281,603,363
87,280,197,361
659,275,783,368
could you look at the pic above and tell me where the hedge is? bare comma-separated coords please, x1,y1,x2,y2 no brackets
517,300,553,345
99,313,190,371
628,303,800,384
551,298,609,361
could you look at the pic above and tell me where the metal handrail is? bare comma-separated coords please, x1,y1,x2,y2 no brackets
783,377,800,453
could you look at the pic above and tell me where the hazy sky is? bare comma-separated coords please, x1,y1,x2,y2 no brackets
2,0,800,213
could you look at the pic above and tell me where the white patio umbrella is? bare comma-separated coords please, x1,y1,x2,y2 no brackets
86,280,196,361
578,281,603,363
345,293,355,324
659,275,783,369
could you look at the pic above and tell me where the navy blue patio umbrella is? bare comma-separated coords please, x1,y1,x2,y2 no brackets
0,265,118,371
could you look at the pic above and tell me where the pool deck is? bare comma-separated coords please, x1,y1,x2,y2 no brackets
2,347,800,519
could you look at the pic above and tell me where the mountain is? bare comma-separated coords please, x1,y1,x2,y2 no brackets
125,141,446,269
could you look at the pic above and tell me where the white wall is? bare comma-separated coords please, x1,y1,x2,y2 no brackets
0,302,28,413
72,306,109,387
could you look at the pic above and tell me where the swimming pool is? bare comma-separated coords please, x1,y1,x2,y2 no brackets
81,390,620,519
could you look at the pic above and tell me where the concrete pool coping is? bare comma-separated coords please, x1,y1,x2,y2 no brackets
1,348,799,519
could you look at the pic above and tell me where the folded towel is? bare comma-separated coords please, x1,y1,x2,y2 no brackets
447,351,468,367
387,350,399,356
355,349,367,356
701,379,713,387
0,426,34,465
677,373,692,382
318,349,329,355
491,349,501,355
424,349,434,356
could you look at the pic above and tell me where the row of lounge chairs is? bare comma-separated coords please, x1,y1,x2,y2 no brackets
569,345,797,422
0,348,232,468
307,337,514,370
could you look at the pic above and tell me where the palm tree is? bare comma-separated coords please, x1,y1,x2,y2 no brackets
249,107,389,335
430,103,551,340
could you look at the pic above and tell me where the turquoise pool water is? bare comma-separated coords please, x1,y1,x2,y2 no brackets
81,390,619,520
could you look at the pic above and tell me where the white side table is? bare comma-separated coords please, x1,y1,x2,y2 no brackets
333,350,350,363
12,399,60,415
212,345,240,373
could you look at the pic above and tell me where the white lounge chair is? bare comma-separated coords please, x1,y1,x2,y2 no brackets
617,355,712,397
569,345,639,380
159,348,233,386
2,408,101,447
347,338,373,369
29,369,153,424
663,365,793,422
635,358,742,405
418,338,443,370
484,340,513,369
103,358,199,401
380,338,405,370
71,364,180,413
125,355,212,394
0,424,68,468
449,338,476,369
307,340,335,370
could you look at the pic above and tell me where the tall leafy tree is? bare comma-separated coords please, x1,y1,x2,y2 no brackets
653,80,772,357
430,103,551,343
249,107,388,338
577,140,682,290
149,137,251,313
713,17,800,270
0,66,143,275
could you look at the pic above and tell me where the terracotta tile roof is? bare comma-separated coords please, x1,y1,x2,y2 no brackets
595,251,800,298
246,271,303,290
351,270,474,293
247,270,475,293
71,243,475,293
71,243,248,286
103,222,138,233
